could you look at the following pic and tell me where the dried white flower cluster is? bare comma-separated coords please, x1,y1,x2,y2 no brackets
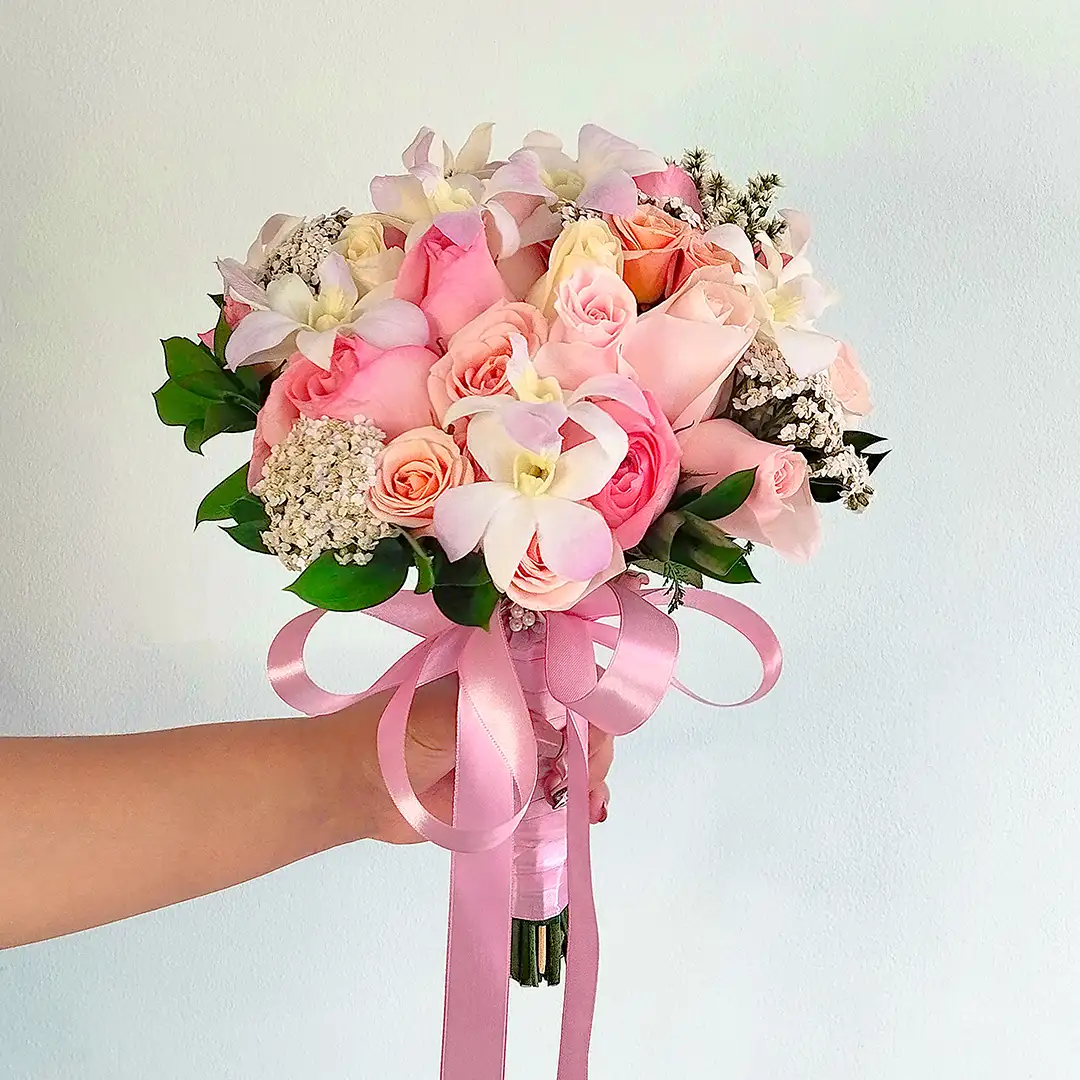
636,188,704,230
258,209,354,289
554,199,604,224
252,415,395,571
724,336,874,512
727,336,845,453
809,448,874,513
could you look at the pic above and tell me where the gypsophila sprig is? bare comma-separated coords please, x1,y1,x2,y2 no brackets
253,415,395,571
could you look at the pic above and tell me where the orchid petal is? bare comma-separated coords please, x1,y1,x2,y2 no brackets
522,130,564,152
779,208,813,257
352,298,430,349
569,373,649,415
534,498,614,582
703,224,757,276
265,274,315,323
774,328,840,378
402,127,437,171
454,122,495,175
577,168,640,217
433,482,519,562
316,253,359,308
224,310,300,369
370,173,432,222
247,214,302,266
547,437,624,501
443,394,516,427
484,151,557,202
483,199,521,260
217,258,269,309
504,334,533,393
431,208,486,249
565,400,631,461
483,497,539,591
576,124,666,177
295,327,340,370
502,401,567,456
466,412,524,485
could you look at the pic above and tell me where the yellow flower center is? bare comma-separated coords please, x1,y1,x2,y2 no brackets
309,287,353,331
512,450,557,497
765,287,803,326
426,179,478,214
541,168,585,202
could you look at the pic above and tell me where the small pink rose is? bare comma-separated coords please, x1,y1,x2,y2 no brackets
677,419,821,562
367,426,475,530
198,297,253,350
621,266,758,428
670,233,741,293
550,265,638,349
394,211,512,346
829,342,873,416
428,300,548,422
247,334,438,486
505,534,626,612
568,392,680,549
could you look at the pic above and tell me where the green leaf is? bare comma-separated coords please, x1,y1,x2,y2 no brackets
195,464,251,526
285,541,411,612
669,526,748,581
399,532,435,594
208,293,225,310
163,336,219,380
632,558,704,590
226,493,270,528
640,510,687,562
233,365,263,400
222,520,270,554
679,468,758,521
153,380,206,426
213,307,232,362
183,419,206,454
843,430,888,454
866,449,891,475
717,555,758,584
670,485,704,512
174,369,234,400
431,549,499,629
809,478,844,503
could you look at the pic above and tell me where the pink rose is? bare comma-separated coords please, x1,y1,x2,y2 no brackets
394,211,512,346
621,266,758,429
367,426,475,530
550,265,638,348
248,334,438,486
428,300,548,422
670,233,741,293
677,419,821,562
505,535,626,612
829,342,873,416
571,392,680,548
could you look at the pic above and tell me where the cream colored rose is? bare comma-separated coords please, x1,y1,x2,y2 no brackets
334,214,406,298
528,219,624,318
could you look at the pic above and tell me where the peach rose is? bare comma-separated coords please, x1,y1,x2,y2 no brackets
367,426,475,530
677,419,821,563
550,265,638,348
829,342,873,416
427,300,548,422
670,232,741,293
609,205,689,305
505,535,626,612
621,266,758,428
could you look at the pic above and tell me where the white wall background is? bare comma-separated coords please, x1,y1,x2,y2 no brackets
2,1,1079,1077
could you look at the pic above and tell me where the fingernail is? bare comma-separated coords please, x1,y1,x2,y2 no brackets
597,802,608,824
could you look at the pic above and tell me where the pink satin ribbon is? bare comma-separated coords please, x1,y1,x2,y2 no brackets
266,579,782,1080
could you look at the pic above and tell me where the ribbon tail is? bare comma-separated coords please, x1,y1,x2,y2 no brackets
557,709,599,1080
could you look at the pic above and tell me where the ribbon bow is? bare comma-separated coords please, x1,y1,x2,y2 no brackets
267,578,782,1080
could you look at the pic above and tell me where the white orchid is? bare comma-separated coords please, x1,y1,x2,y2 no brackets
708,210,840,377
221,251,429,370
484,124,666,219
433,337,649,589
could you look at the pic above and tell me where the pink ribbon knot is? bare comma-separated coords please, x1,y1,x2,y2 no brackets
267,579,782,1080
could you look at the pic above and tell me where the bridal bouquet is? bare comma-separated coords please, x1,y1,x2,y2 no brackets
154,122,887,1078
